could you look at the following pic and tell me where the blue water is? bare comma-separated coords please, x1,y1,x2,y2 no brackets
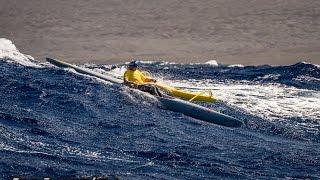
1,59,320,179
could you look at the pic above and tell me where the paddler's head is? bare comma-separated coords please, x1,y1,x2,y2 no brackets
128,60,138,71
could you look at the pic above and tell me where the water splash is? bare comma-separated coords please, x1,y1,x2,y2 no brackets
0,38,40,67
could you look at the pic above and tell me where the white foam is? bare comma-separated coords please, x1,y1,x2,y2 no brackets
159,61,176,65
0,38,40,67
109,66,127,78
62,145,102,159
205,60,219,66
257,74,281,80
124,60,159,65
294,75,320,82
81,65,126,83
214,84,320,121
228,64,244,68
166,79,320,130
137,60,157,64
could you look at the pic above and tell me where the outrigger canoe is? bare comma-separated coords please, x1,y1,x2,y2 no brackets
46,57,243,127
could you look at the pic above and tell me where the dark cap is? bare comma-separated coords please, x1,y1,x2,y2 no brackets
128,60,138,68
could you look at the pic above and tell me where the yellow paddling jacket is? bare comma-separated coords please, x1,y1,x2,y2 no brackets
123,69,147,85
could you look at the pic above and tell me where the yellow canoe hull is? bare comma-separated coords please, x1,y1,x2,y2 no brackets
154,82,216,103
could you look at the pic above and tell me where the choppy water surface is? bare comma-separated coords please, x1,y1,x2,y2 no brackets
0,39,319,179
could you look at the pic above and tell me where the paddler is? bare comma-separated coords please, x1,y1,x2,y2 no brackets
123,61,162,96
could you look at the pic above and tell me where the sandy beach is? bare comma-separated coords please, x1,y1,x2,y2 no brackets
0,0,319,65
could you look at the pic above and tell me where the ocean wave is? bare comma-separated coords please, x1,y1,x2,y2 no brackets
205,60,219,66
0,38,41,67
1,40,320,179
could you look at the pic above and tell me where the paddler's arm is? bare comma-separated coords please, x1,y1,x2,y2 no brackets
140,72,157,83
144,77,157,83
123,77,138,88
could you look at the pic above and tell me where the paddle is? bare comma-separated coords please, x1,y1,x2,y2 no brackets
189,90,212,102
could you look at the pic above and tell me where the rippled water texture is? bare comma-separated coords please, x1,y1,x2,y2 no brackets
0,39,319,179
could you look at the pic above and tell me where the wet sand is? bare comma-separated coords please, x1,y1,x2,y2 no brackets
0,0,319,65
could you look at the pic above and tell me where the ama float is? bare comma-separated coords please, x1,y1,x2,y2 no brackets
46,57,243,127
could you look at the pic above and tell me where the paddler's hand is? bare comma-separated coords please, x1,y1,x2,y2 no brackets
146,78,157,83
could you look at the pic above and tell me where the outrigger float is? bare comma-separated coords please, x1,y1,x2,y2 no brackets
46,57,243,127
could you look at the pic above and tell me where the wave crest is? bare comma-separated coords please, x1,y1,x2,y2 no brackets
0,38,40,67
